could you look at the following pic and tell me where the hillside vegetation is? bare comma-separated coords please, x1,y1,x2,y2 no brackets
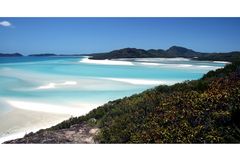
47,61,240,143
89,46,240,62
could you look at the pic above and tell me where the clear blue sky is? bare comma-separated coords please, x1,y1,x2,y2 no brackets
0,18,240,55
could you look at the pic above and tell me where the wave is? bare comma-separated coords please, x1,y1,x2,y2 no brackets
79,57,134,66
36,81,77,89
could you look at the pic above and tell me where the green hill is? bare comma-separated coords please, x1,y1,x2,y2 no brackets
89,46,240,62
46,61,240,143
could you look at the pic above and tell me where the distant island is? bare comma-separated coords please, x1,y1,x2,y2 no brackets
1,46,240,62
0,53,23,57
0,53,83,57
28,53,57,57
89,46,240,62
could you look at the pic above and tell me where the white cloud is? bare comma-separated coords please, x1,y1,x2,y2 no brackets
0,21,12,27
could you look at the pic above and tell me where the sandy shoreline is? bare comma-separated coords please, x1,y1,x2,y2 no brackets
101,77,179,85
79,57,225,70
0,99,101,144
80,57,134,66
36,81,77,89
5,100,92,115
0,107,71,143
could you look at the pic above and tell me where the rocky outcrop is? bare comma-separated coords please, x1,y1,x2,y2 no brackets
4,123,99,144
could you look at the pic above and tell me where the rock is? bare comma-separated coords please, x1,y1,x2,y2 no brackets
3,122,99,144
89,128,99,134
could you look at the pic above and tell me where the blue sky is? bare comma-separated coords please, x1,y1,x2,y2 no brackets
0,18,240,55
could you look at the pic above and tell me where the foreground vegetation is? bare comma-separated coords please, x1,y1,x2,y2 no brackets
48,61,240,143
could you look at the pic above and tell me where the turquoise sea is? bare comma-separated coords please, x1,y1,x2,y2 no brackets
0,56,227,142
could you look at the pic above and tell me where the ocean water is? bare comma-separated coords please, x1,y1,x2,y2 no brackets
0,56,227,141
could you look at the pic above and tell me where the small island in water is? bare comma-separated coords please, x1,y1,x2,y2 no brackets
2,46,240,144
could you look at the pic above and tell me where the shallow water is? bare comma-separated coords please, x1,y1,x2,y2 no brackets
0,56,227,141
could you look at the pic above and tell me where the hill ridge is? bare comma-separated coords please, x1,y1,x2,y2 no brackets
89,46,240,62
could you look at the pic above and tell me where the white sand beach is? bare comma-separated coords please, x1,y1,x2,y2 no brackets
36,81,77,89
6,100,91,115
79,57,224,71
101,77,179,85
0,107,71,143
140,62,164,66
0,99,102,143
80,57,134,66
213,61,231,64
